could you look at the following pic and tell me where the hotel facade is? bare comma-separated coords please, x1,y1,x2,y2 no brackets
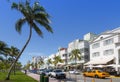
31,27,120,72
85,27,120,71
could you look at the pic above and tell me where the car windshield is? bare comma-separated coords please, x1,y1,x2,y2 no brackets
97,70,105,72
46,70,50,72
40,69,44,71
55,70,62,72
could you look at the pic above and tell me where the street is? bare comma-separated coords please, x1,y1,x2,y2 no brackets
27,71,120,82
54,73,120,82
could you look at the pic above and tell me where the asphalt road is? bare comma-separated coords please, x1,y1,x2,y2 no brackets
57,73,120,82
27,71,120,82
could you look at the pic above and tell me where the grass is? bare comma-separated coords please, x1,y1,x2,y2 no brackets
0,71,38,82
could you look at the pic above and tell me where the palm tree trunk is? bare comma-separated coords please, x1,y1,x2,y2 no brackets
75,56,77,81
5,26,32,80
13,63,16,75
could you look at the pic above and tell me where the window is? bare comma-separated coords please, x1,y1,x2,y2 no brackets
80,55,84,60
104,49,114,56
92,52,100,57
92,43,100,49
103,38,113,46
80,48,84,53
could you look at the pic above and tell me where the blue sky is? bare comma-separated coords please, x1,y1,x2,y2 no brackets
0,0,120,65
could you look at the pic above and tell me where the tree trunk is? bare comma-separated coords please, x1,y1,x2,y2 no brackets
5,27,32,80
75,56,77,81
13,63,16,75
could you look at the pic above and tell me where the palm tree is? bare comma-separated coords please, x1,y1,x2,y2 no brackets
9,46,20,59
9,46,20,75
0,56,4,62
15,62,22,70
0,41,10,71
30,62,34,69
53,55,63,68
38,58,44,69
47,58,52,68
0,47,9,63
0,41,8,57
25,60,31,70
69,49,81,81
47,58,52,65
69,49,81,65
6,0,53,80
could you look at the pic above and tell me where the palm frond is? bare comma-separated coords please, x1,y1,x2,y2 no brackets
70,49,81,61
35,19,53,33
15,18,26,34
11,2,19,9
35,12,50,23
32,22,43,37
32,2,46,13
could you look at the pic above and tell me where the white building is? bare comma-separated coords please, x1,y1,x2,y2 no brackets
41,47,68,69
32,56,46,69
42,54,55,69
67,39,90,68
84,32,98,41
56,47,68,66
85,27,120,71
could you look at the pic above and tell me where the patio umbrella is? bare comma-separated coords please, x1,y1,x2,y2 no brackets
85,64,94,69
93,65,106,68
107,64,120,68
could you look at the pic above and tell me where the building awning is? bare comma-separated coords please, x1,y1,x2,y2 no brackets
84,57,114,65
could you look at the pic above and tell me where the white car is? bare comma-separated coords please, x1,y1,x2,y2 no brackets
69,70,79,74
50,69,66,79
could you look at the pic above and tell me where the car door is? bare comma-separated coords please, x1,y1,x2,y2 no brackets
87,71,92,76
91,70,96,77
53,70,56,77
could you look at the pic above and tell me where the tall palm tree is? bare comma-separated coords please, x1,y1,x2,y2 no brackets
47,58,52,65
6,0,53,80
47,58,52,68
0,56,4,62
69,49,81,81
0,41,10,70
9,46,20,59
38,58,44,69
53,55,63,68
0,41,8,56
9,46,20,75
30,62,34,69
1,48,10,63
69,49,81,65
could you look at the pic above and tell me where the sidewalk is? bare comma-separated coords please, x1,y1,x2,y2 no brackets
27,72,40,81
27,72,59,82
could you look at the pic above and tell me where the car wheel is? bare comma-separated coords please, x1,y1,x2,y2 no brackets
95,75,99,78
64,76,66,79
56,75,58,79
83,74,86,77
102,77,105,79
50,75,53,78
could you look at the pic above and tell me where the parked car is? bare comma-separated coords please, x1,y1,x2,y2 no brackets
42,69,53,76
37,69,45,74
83,69,110,79
50,69,66,79
69,69,80,74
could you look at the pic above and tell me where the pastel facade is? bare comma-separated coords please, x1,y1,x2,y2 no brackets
31,27,120,71
86,27,120,71
67,39,90,65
